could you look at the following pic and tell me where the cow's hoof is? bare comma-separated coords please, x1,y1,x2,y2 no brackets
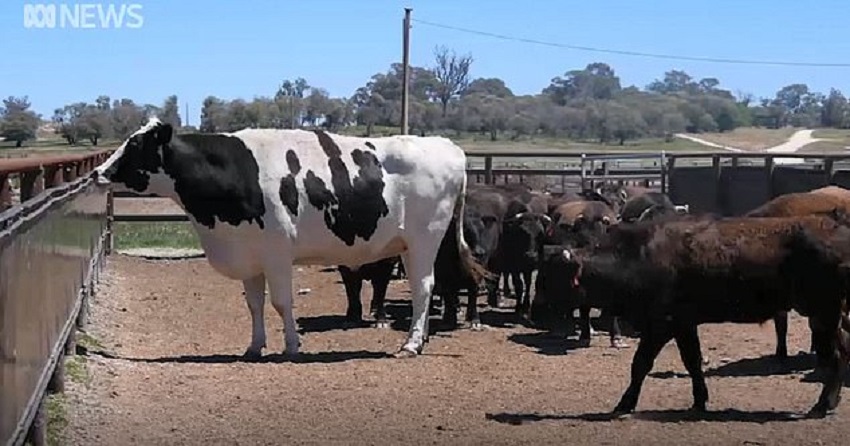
804,405,831,419
611,339,630,349
469,322,486,331
242,349,263,362
373,320,390,329
611,407,633,419
577,338,591,348
393,348,418,359
284,342,300,358
689,402,707,414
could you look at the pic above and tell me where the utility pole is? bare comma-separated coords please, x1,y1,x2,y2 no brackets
400,7,412,135
184,102,189,128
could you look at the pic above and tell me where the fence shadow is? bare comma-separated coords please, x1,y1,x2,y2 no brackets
86,348,391,364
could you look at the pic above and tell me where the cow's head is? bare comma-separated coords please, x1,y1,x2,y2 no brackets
95,117,174,195
546,207,618,249
469,211,501,264
462,207,500,266
530,245,584,327
502,210,552,269
594,184,629,212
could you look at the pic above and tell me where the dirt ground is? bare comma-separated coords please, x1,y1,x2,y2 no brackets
63,254,850,446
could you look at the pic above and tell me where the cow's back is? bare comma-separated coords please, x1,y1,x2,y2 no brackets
646,215,843,270
231,129,468,265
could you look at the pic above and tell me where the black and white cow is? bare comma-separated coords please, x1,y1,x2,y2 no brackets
94,118,489,359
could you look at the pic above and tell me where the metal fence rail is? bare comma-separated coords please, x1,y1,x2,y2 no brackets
109,150,850,224
0,151,111,446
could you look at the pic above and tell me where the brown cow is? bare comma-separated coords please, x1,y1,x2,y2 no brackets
747,188,850,218
560,212,850,418
745,186,850,362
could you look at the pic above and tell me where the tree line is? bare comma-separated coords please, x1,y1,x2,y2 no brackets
2,45,849,147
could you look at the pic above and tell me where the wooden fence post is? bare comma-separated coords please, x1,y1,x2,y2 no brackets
824,158,836,186
0,173,11,211
579,154,587,190
106,188,115,255
765,156,776,199
19,167,45,202
484,156,493,185
712,155,723,215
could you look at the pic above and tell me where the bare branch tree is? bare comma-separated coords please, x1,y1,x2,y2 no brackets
432,45,473,117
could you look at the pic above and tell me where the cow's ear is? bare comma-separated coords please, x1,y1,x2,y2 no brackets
155,122,174,146
619,189,628,201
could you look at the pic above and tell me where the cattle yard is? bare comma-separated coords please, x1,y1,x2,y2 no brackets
6,145,850,445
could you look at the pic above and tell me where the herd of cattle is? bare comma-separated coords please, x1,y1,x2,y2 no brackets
95,120,850,420
335,181,687,345
335,182,850,420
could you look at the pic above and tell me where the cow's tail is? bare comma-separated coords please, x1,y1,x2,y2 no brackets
453,174,493,286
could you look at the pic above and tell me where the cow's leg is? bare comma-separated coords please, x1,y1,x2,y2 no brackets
370,272,391,329
395,249,437,358
577,304,592,347
466,287,484,330
266,255,300,357
443,290,460,328
610,316,628,349
242,274,267,360
674,324,709,412
502,273,513,299
613,325,673,416
519,270,533,314
774,311,789,360
511,273,525,316
486,275,500,308
338,267,364,325
807,315,846,418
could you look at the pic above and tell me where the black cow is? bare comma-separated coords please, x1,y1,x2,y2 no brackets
437,203,501,329
338,256,400,328
619,191,688,223
532,199,626,348
560,212,850,418
496,200,551,316
339,193,501,330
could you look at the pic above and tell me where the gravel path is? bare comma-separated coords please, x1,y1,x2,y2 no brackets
675,129,822,164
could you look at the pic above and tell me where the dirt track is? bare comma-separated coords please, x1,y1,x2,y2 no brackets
63,254,850,446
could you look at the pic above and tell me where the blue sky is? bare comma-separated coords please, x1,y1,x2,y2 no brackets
1,0,849,126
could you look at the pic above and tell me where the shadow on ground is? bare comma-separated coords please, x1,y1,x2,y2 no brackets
507,331,590,356
86,348,391,364
485,408,806,425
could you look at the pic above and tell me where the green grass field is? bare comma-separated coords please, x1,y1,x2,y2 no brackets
338,125,715,153
0,137,119,159
112,221,201,250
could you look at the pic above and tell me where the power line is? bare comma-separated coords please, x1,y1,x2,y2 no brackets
411,18,850,68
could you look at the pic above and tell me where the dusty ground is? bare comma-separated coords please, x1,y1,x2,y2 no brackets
60,254,850,446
